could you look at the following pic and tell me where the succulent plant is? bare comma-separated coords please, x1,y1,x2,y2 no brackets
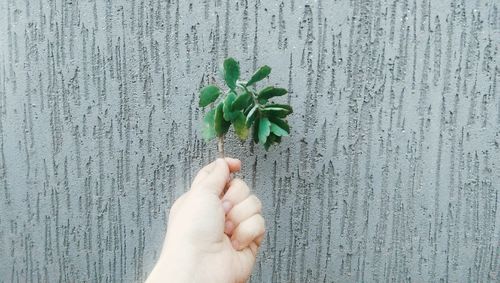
199,58,292,157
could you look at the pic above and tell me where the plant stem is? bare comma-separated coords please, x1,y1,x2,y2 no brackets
217,136,225,158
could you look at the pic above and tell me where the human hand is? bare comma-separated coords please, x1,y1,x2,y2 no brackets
146,158,265,283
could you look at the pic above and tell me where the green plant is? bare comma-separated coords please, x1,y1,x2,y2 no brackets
199,57,292,157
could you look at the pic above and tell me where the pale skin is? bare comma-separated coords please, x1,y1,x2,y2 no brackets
146,158,265,283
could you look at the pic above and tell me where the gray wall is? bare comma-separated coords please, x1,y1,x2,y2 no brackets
0,0,499,282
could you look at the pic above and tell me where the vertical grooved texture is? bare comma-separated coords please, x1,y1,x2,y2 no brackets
0,0,499,282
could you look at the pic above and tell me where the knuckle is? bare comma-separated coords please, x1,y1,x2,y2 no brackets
235,224,251,240
232,178,249,191
256,214,265,229
241,221,254,234
249,195,262,212
252,215,266,238
254,214,266,235
236,215,266,242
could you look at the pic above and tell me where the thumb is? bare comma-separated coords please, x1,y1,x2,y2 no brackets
192,158,230,195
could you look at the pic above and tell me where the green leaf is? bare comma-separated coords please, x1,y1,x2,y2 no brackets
243,103,255,115
269,117,290,133
270,122,289,137
214,102,230,137
264,133,281,150
268,104,293,113
246,65,271,86
257,86,287,100
258,117,271,144
232,91,253,111
199,85,221,107
261,107,290,118
202,108,216,141
223,92,239,121
246,105,258,127
223,58,240,90
233,112,249,140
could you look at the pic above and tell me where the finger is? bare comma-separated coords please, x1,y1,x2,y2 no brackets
234,243,258,280
247,241,259,258
191,158,241,188
231,214,265,251
222,178,250,207
191,161,215,188
225,158,241,173
227,195,262,227
224,219,235,235
192,158,230,195
232,218,264,278
255,234,264,247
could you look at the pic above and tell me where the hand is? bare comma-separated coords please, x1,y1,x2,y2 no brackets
146,158,265,283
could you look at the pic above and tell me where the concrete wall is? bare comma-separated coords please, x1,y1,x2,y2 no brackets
0,0,499,282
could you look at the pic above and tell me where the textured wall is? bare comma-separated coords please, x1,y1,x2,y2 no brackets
0,0,499,282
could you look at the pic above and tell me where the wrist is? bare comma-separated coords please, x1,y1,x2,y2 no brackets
147,242,202,283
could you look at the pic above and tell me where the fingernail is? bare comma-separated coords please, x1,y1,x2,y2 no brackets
231,239,239,250
222,200,232,213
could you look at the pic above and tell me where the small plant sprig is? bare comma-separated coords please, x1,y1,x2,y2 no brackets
199,58,293,157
